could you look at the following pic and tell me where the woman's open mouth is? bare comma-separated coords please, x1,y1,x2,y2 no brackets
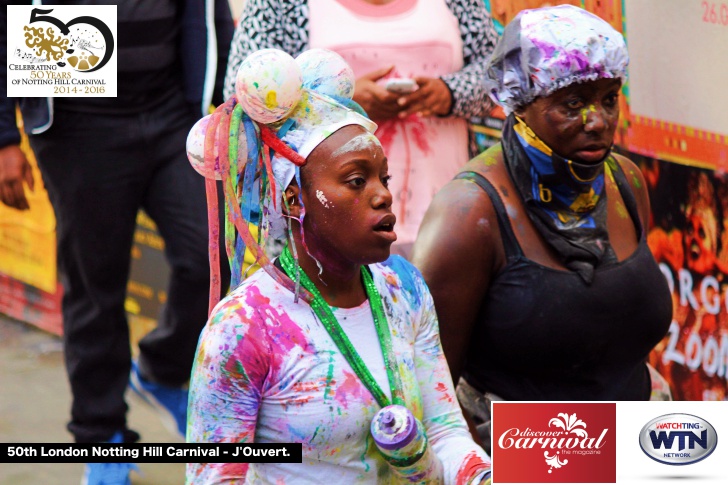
575,146,609,163
373,214,397,242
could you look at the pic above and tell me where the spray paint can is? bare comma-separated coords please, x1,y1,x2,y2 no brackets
370,405,443,484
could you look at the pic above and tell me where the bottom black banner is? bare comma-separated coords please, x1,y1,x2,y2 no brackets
1,443,303,464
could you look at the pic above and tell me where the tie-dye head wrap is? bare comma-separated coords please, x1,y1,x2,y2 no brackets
186,48,376,312
484,4,629,114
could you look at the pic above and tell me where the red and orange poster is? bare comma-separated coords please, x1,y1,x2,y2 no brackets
624,0,728,400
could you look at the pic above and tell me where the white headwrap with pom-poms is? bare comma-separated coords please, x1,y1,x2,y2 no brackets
186,48,376,313
484,5,629,114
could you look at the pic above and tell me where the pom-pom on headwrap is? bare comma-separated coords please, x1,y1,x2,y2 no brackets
186,48,377,314
484,4,628,114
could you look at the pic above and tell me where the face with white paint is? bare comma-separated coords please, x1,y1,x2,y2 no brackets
516,78,621,165
284,125,396,266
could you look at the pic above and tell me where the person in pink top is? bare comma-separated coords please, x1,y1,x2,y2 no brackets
224,0,499,255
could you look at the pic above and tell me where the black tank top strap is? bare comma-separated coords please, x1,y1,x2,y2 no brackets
454,171,523,260
607,157,644,239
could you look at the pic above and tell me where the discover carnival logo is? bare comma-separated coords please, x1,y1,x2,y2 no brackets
639,413,718,465
491,403,616,483
6,5,117,97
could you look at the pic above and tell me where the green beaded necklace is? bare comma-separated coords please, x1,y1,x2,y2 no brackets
279,246,405,408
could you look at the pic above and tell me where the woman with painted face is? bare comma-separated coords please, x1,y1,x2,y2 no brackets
223,0,500,258
411,5,673,441
185,49,491,484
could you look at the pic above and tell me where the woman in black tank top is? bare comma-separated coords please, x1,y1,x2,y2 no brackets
411,5,672,419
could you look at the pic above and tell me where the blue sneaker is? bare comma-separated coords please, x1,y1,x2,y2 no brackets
81,432,139,485
129,361,188,438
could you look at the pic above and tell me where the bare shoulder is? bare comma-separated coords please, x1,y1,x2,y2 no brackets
412,146,505,282
611,152,651,226
411,146,506,380
412,176,495,260
612,152,645,184
463,143,504,176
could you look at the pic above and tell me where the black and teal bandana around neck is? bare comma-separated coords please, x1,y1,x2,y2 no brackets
501,113,617,283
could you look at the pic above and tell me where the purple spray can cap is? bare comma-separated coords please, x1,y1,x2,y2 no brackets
370,405,418,451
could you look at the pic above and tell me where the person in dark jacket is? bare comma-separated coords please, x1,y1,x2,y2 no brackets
0,1,233,483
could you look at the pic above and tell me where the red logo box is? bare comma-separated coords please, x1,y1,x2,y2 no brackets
491,402,616,483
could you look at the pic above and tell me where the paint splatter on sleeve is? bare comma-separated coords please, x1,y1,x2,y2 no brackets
411,274,492,484
186,295,272,484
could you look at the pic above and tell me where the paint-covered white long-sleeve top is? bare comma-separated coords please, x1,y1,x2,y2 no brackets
186,256,490,484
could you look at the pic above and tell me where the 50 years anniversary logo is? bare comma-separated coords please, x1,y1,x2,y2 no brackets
6,5,116,97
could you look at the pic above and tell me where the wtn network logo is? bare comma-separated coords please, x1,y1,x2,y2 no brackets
639,413,718,465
